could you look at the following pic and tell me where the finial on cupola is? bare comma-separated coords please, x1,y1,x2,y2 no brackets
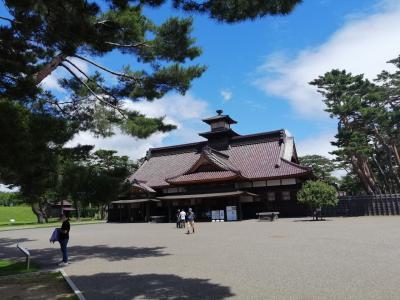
216,109,223,115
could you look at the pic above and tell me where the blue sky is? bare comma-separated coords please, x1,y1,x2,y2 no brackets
2,0,400,167
95,0,400,161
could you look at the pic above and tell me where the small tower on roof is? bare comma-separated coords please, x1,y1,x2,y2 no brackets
199,110,239,149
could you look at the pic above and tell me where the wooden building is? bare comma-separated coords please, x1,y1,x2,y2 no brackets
108,110,312,222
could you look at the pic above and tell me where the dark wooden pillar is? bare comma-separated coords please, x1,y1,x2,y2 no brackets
168,202,172,222
237,198,243,220
146,201,150,222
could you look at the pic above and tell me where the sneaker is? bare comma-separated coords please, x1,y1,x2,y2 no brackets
58,262,69,267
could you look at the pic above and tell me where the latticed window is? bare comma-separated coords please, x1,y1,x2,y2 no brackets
267,192,276,201
282,191,291,201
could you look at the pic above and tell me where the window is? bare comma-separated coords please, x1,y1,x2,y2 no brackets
211,121,229,130
282,191,291,201
281,178,296,185
267,192,276,202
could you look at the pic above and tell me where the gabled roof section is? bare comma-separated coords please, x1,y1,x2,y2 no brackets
164,147,242,185
185,147,240,174
129,179,156,193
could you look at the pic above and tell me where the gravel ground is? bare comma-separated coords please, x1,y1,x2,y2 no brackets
1,217,400,300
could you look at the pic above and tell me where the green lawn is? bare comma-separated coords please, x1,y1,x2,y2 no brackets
0,205,104,230
0,259,40,276
0,206,37,226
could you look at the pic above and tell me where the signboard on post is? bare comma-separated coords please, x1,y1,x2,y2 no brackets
211,210,225,221
226,206,237,221
211,210,220,220
17,244,30,270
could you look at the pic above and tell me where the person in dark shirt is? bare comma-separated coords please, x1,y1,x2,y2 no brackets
59,214,70,266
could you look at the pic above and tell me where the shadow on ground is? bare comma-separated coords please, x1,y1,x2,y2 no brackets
0,237,37,258
71,272,235,300
292,219,333,222
32,244,169,268
0,238,169,268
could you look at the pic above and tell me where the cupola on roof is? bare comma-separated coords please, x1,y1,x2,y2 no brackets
202,109,238,125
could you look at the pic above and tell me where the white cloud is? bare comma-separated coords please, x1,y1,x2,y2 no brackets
255,1,400,118
66,93,210,160
296,132,336,159
0,184,19,192
220,89,233,101
66,130,167,160
124,93,209,122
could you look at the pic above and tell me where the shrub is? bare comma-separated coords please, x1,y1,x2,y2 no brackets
297,180,338,220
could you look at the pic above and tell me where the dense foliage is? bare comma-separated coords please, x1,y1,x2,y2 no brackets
297,180,338,220
299,155,337,185
0,192,24,206
310,56,400,195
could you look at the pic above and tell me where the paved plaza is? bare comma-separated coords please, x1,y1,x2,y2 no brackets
1,217,400,299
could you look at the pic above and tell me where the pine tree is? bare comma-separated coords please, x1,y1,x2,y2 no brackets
310,56,400,195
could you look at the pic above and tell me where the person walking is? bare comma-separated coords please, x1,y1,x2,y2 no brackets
179,209,186,228
59,214,70,266
186,208,195,234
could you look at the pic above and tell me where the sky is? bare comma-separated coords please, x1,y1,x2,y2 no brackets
2,0,400,191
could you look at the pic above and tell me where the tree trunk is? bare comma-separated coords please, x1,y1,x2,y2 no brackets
31,203,45,224
350,155,375,195
32,53,66,85
60,198,64,218
38,201,49,223
391,143,400,169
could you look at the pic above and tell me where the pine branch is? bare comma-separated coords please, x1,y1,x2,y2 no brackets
60,62,127,119
73,54,140,82
64,58,119,106
33,53,66,85
46,99,70,117
0,16,20,24
105,41,148,48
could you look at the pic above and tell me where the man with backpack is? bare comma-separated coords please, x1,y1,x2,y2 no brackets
58,213,70,266
186,208,195,234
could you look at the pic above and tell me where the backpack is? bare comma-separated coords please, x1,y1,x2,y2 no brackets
49,228,60,243
187,212,195,221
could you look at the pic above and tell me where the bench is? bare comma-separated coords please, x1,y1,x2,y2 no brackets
149,215,165,223
256,212,279,221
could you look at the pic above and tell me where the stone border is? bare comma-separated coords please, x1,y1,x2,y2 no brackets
59,268,86,300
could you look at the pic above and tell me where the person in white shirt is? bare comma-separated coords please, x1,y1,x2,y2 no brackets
179,209,186,228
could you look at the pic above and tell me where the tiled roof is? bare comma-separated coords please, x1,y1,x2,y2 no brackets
131,131,311,187
185,147,240,174
166,171,240,185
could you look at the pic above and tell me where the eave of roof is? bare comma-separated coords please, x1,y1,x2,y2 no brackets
156,190,258,200
166,171,242,185
111,198,160,204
